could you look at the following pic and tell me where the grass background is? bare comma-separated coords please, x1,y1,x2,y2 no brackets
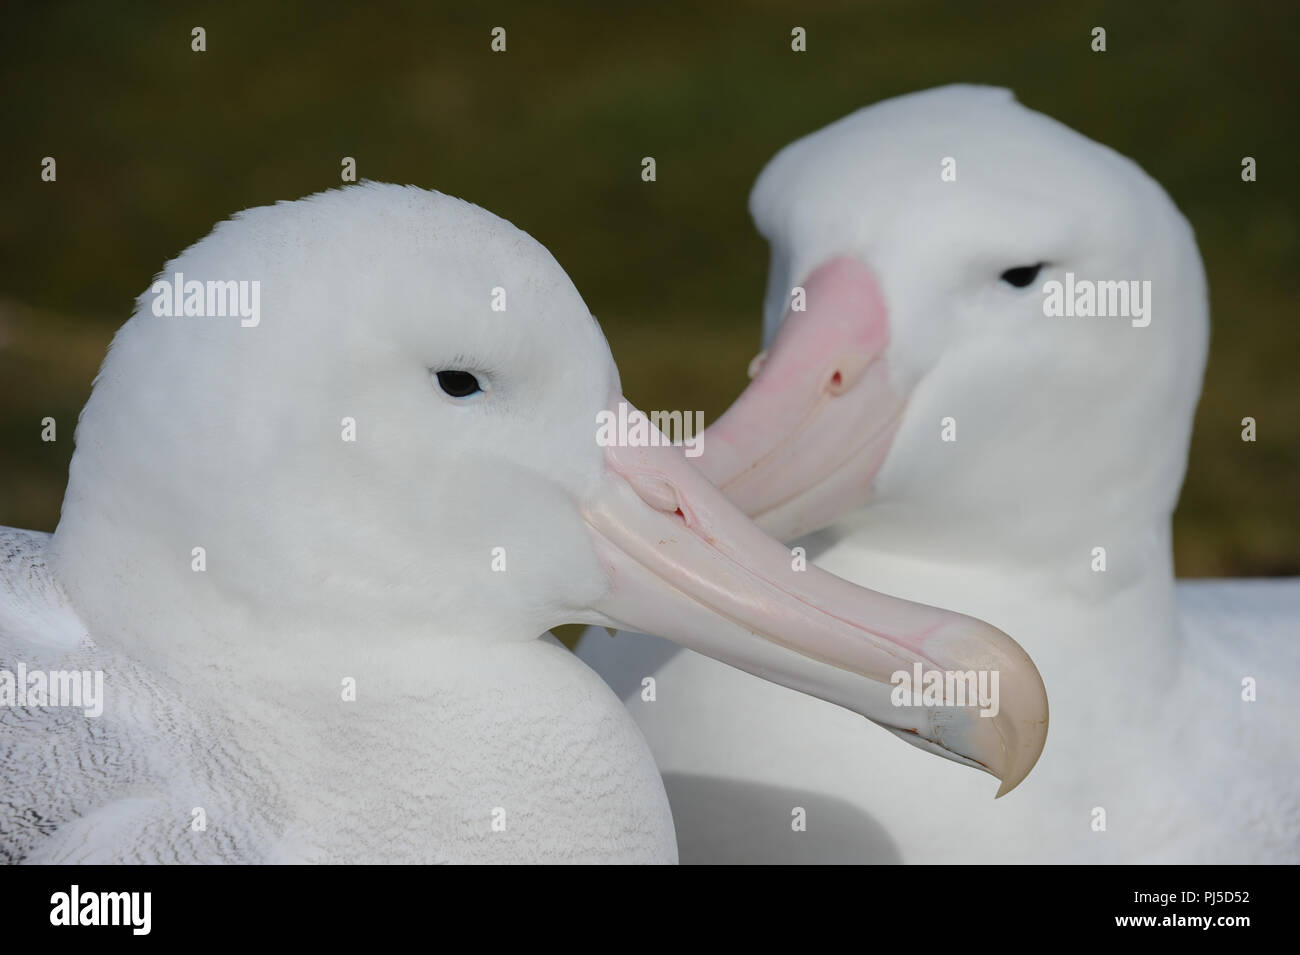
1,1,1296,582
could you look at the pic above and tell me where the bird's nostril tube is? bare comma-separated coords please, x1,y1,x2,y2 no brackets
624,471,681,514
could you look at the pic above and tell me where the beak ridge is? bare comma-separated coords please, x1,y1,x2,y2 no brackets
580,401,1048,796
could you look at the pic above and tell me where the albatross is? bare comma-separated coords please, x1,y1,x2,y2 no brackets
579,85,1300,863
0,182,1047,863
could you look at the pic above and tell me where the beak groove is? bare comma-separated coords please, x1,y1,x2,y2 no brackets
579,400,1049,797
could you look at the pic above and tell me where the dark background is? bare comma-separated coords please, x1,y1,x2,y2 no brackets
2,0,1296,576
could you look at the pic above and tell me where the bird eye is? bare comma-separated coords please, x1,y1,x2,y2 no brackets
435,370,482,398
1000,263,1044,288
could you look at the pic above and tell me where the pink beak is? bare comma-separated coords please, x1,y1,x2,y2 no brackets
579,398,1048,796
699,257,905,542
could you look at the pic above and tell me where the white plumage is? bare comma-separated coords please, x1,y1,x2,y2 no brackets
5,181,1049,863
1,185,677,863
580,86,1300,863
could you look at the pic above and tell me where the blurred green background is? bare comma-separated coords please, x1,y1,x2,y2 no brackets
1,0,1297,580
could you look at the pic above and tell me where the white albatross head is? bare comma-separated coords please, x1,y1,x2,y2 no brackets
51,182,1047,794
700,85,1209,575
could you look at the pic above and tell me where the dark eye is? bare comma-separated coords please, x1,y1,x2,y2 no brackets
435,370,482,398
1000,263,1044,288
